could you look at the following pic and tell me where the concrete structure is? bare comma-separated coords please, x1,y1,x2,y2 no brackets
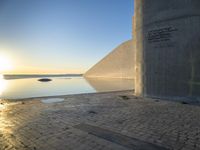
134,0,200,101
85,0,200,101
84,40,134,79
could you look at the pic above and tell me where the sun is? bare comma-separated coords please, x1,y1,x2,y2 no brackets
0,54,13,72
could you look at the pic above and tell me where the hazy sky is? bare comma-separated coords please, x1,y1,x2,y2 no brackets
0,0,133,74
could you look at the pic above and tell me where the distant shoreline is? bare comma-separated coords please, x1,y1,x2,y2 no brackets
3,74,83,80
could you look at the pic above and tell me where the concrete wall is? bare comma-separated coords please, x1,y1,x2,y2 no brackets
134,0,200,100
134,0,144,96
84,40,134,79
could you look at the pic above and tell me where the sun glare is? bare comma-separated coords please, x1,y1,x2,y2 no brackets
0,74,7,95
0,54,13,72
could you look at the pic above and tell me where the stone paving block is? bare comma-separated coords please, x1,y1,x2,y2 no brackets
0,91,200,150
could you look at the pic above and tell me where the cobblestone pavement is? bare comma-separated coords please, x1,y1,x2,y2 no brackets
1,91,200,150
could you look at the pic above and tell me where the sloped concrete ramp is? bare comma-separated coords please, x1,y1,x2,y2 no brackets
84,40,134,79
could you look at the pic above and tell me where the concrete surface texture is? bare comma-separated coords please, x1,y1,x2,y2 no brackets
1,91,200,150
134,0,200,101
84,40,134,79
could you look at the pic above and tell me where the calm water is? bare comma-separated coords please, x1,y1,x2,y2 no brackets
0,75,134,99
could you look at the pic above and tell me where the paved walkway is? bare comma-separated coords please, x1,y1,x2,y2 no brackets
0,91,200,150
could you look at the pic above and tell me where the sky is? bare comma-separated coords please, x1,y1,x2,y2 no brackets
0,0,134,74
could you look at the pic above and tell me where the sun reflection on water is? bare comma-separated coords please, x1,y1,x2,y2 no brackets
0,74,3,79
0,74,7,95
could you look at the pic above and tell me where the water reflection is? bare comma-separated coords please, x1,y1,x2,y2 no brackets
0,76,134,100
0,74,7,95
0,77,95,99
41,98,64,104
85,77,134,92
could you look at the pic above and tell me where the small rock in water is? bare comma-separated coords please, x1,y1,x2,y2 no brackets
38,78,52,82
